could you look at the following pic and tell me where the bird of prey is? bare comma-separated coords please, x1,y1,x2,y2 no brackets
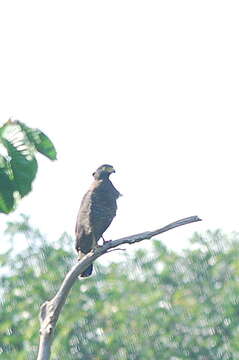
75,164,121,277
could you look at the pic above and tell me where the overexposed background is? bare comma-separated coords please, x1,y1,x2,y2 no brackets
0,1,238,252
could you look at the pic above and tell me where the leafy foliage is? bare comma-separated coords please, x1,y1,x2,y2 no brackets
0,120,57,214
1,218,239,359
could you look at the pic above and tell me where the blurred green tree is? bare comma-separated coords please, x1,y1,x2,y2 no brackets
1,216,239,359
0,120,57,214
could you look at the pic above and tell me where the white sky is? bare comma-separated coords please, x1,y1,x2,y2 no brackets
0,1,239,253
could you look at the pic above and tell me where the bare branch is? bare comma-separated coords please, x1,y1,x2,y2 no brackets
37,215,201,360
106,247,126,253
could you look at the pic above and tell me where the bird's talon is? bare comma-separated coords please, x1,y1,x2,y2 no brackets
103,239,112,244
101,236,112,245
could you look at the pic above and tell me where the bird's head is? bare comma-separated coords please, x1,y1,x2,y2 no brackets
93,164,116,180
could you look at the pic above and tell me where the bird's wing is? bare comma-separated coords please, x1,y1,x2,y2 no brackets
75,187,95,253
75,190,92,236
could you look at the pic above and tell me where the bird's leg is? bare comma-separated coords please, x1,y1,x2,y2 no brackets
101,235,112,245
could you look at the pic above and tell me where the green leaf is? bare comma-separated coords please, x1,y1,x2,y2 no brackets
0,120,57,214
34,130,57,160
2,139,38,197
0,168,15,213
0,154,8,169
17,121,57,160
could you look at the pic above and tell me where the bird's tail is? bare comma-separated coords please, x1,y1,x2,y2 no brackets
81,264,93,277
77,251,93,277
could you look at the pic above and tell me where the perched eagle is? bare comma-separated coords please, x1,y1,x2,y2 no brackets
75,164,121,277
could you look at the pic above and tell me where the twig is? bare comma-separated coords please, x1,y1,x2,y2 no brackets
106,247,126,253
37,215,201,360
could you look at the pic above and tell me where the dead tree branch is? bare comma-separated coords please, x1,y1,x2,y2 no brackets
37,215,201,360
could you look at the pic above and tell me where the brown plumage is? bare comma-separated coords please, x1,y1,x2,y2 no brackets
75,164,121,277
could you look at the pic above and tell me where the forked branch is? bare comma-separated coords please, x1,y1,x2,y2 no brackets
37,215,201,360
